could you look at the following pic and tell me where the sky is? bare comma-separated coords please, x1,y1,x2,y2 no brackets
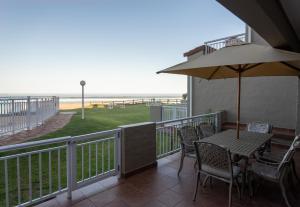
0,0,244,95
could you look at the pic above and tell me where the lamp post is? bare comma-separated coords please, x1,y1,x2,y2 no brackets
80,80,86,120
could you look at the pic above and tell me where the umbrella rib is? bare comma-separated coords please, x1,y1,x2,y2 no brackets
280,62,300,73
242,63,263,72
225,65,238,72
208,66,221,80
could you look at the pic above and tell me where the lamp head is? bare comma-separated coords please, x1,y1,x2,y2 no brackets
80,80,86,86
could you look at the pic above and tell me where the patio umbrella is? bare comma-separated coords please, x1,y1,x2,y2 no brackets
157,43,300,139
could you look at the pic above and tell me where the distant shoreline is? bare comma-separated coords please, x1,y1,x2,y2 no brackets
0,93,183,98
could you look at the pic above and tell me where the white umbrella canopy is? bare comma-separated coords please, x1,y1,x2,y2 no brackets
157,43,300,138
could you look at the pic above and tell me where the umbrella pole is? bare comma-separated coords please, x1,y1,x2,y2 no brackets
237,71,241,139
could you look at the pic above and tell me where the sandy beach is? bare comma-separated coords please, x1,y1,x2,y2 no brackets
59,102,96,110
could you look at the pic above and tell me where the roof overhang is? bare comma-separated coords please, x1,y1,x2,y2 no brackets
217,0,300,52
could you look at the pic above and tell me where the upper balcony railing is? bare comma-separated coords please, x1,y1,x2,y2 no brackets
204,33,247,54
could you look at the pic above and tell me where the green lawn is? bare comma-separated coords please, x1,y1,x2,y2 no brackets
36,104,150,140
0,104,150,207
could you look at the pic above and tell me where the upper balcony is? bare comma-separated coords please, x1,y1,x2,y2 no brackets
204,33,248,54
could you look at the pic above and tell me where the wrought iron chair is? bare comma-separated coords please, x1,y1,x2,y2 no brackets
193,141,241,207
197,123,215,139
258,135,300,183
177,125,199,176
249,138,299,207
247,122,272,155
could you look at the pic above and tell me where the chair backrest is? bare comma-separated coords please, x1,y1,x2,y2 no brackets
194,141,232,177
197,123,215,139
178,126,198,152
247,122,272,134
277,135,299,171
291,135,300,149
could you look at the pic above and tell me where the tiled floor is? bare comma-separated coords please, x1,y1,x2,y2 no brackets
36,148,300,207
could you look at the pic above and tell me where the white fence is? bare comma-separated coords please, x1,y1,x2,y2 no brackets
0,129,121,207
0,96,59,137
156,112,222,159
162,105,187,121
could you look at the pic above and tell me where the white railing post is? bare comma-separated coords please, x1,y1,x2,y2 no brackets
12,99,15,134
67,139,77,200
26,96,31,130
114,130,121,178
172,107,176,120
214,111,222,132
36,98,39,126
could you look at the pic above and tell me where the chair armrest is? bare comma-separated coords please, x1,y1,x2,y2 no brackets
256,158,279,167
183,143,194,148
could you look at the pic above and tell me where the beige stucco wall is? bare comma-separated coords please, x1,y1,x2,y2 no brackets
192,76,297,129
190,30,298,129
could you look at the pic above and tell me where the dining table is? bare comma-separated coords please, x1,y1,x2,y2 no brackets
200,129,273,194
201,129,273,158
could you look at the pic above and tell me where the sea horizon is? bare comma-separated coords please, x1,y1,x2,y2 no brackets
0,93,183,99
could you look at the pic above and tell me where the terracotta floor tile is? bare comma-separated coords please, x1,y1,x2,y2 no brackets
72,199,96,207
156,190,184,207
141,199,168,207
102,199,129,207
35,198,60,207
89,188,119,207
55,190,86,207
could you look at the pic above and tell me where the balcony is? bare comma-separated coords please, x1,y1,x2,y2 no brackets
0,111,299,207
36,147,300,207
204,33,247,54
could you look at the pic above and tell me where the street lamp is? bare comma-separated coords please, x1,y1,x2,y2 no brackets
80,80,86,120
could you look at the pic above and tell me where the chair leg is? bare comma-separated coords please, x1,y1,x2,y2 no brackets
291,160,299,183
228,181,233,207
209,176,213,187
177,152,185,176
193,172,201,201
202,175,209,188
248,172,254,198
234,179,241,200
193,159,197,170
279,179,292,207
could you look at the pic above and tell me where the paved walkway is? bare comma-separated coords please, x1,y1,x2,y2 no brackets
0,112,75,146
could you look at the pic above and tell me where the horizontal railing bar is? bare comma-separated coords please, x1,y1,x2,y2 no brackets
72,129,121,142
204,33,246,44
162,106,187,109
77,136,115,146
0,129,121,153
0,145,67,160
0,136,71,153
157,112,218,125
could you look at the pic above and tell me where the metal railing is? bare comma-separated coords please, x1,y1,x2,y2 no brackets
204,33,247,54
0,129,121,207
156,112,222,159
162,105,187,121
0,96,59,137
